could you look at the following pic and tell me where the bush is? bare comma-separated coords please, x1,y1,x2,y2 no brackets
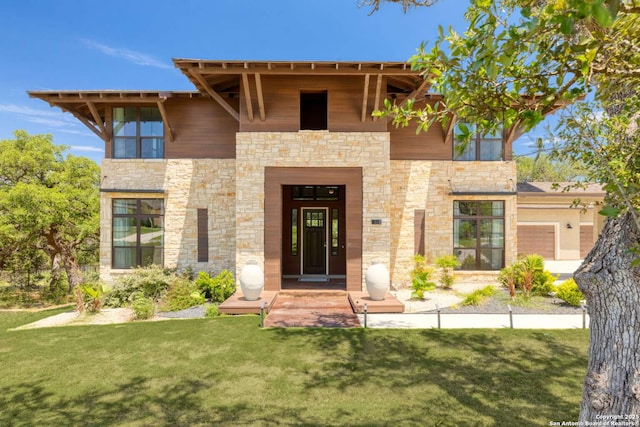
195,270,236,303
498,255,557,298
160,278,205,312
461,285,496,306
435,254,461,289
76,282,110,313
409,255,436,299
131,292,155,320
555,279,584,307
205,304,220,318
107,265,175,307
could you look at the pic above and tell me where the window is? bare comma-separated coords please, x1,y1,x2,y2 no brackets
453,201,504,270
453,122,503,161
300,91,328,130
113,107,164,158
112,199,164,268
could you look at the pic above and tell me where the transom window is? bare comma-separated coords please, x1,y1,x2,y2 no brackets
113,107,164,159
112,199,164,269
453,200,504,270
453,123,503,161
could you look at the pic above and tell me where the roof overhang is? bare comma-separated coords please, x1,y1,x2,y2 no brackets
27,91,201,142
172,59,432,123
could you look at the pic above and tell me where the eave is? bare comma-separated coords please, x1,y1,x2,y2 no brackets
27,90,202,143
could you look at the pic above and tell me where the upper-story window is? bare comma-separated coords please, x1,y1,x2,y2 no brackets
453,122,503,161
300,91,328,130
113,107,164,158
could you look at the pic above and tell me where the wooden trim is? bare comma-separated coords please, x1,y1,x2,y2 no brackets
189,70,240,121
361,74,370,122
414,209,425,256
255,73,266,121
443,114,456,145
62,106,107,142
156,101,174,142
197,208,209,262
373,74,383,122
86,101,108,140
241,73,254,122
264,167,363,292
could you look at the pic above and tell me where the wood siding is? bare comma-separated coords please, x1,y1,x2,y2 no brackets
580,225,594,258
197,208,209,262
414,209,425,256
240,76,387,133
390,119,451,160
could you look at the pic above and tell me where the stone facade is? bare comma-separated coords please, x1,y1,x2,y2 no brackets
390,160,518,287
235,131,390,286
100,159,236,282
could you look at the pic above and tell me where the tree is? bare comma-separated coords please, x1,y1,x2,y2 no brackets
0,131,100,293
515,153,584,182
371,0,640,420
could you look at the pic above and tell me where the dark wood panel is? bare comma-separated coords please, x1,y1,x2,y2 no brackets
414,209,425,256
165,98,238,158
197,208,208,262
240,75,387,133
580,225,594,258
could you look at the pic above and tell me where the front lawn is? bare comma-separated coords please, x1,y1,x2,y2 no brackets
0,311,588,426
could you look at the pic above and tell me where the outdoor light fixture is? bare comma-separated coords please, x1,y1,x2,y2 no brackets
566,223,573,229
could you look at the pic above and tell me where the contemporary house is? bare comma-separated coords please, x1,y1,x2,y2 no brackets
517,182,605,260
30,59,564,292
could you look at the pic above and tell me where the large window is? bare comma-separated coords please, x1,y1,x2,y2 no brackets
453,200,504,270
112,199,164,269
453,123,503,161
113,107,164,158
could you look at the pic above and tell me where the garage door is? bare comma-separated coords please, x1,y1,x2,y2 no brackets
580,225,594,258
518,225,556,259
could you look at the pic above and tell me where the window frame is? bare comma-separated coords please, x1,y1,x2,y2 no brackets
112,198,164,269
453,200,505,270
453,122,504,161
112,106,164,159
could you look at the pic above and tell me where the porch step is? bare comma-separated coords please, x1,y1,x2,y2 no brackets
264,291,361,328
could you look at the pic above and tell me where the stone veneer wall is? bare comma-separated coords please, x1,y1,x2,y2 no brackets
390,160,518,287
100,159,236,283
235,131,390,287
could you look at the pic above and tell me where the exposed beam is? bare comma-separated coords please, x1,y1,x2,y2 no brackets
241,72,254,122
60,106,107,142
388,78,431,123
255,73,266,121
361,74,370,122
189,70,240,122
86,101,108,139
373,74,383,122
156,100,174,142
443,114,456,145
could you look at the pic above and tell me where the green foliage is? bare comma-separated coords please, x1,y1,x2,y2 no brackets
195,270,236,303
205,304,221,318
0,131,100,292
131,292,155,320
515,154,584,183
555,279,585,307
409,254,436,299
159,278,205,312
498,255,557,298
107,265,175,307
77,282,110,313
461,285,496,306
435,254,460,289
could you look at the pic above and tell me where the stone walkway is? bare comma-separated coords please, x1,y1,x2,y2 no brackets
263,291,361,328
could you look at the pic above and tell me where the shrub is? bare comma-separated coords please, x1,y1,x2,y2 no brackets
461,285,496,306
77,282,110,313
195,270,236,303
409,255,436,299
435,254,461,289
205,304,220,318
131,292,155,320
107,265,175,307
160,278,205,312
498,255,557,298
555,279,584,307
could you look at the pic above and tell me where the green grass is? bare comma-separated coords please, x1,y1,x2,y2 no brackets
0,311,588,426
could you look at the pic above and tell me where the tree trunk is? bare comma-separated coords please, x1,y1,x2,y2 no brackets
62,249,83,294
576,212,640,420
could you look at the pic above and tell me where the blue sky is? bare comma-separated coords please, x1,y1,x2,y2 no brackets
0,0,544,163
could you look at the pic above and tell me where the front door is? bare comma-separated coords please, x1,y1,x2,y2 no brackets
302,209,327,274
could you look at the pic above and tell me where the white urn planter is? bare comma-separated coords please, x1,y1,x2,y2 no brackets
239,260,264,301
365,262,389,301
